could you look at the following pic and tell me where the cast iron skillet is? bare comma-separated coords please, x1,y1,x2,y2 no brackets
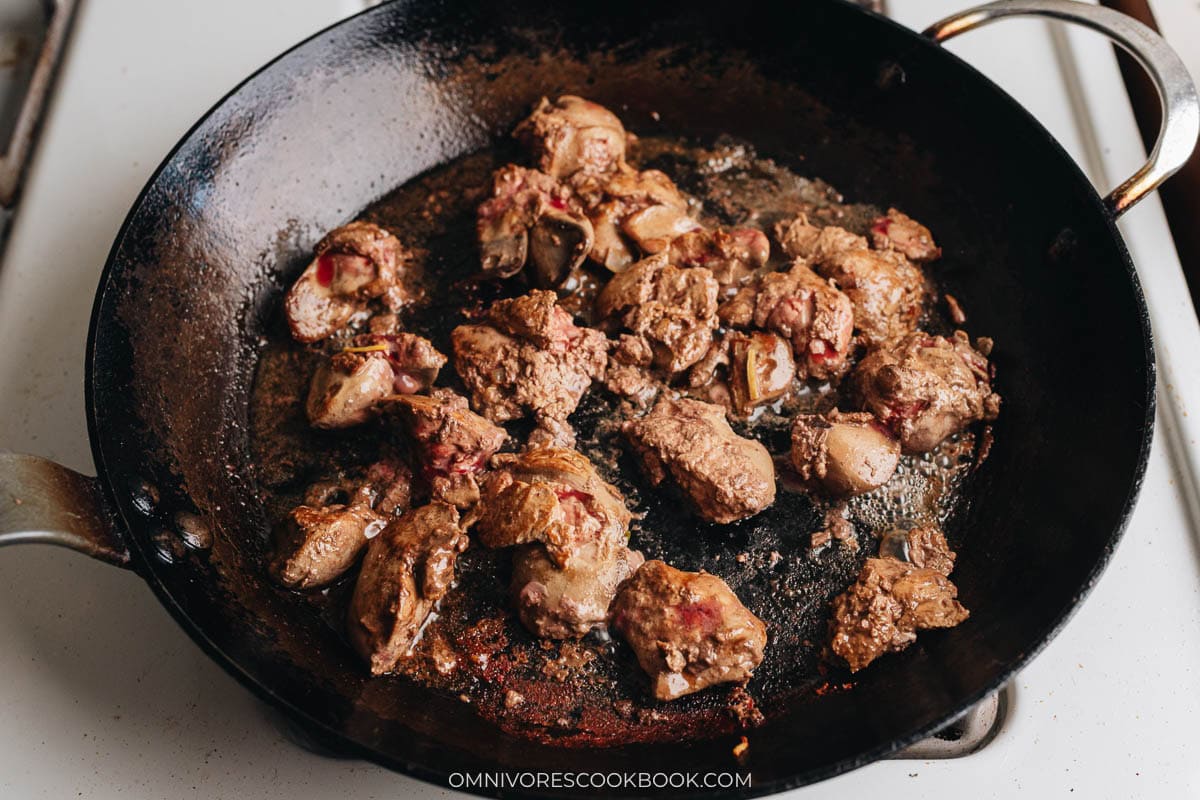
1,0,1196,795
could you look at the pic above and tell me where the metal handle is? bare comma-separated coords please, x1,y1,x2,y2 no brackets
0,451,130,567
925,0,1200,217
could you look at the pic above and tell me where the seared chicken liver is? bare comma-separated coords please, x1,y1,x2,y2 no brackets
305,352,393,430
727,331,795,415
389,389,507,508
719,263,854,381
514,97,772,286
362,457,414,516
597,254,720,374
775,212,926,347
452,290,607,443
879,524,957,576
623,397,775,524
475,447,632,567
475,164,594,286
302,455,414,518
270,486,387,590
347,502,469,675
869,208,942,264
610,560,767,700
790,411,901,496
818,248,927,347
775,213,868,263
572,165,697,269
668,227,771,287
305,333,446,429
604,333,660,405
475,447,640,639
285,221,412,343
829,556,968,672
852,330,1000,454
260,97,1002,697
515,95,628,180
512,543,644,639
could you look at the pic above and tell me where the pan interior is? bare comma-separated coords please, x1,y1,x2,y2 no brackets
249,134,982,745
87,0,1153,793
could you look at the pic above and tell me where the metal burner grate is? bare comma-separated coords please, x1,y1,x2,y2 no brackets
891,686,1009,760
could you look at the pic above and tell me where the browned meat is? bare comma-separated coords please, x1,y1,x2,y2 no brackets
363,457,414,516
477,165,545,276
818,248,926,348
514,99,770,281
475,164,594,286
686,335,731,398
879,524,956,576
389,389,507,508
609,560,767,700
526,416,580,450
528,210,596,288
572,165,698,270
870,208,942,263
829,556,968,672
719,263,854,381
452,291,607,436
774,212,926,347
668,227,770,287
271,498,379,589
305,333,446,429
515,95,627,179
774,213,866,263
475,447,632,568
270,486,386,591
347,502,469,675
451,325,541,421
622,202,703,257
301,452,414,517
596,254,720,374
586,198,640,271
852,330,1001,454
603,333,660,405
623,397,775,524
728,331,795,415
367,312,401,335
305,352,393,430
790,411,900,496
472,446,638,639
483,289,576,347
284,222,412,343
512,543,644,639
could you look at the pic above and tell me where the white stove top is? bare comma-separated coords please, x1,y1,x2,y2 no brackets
2,1,1199,797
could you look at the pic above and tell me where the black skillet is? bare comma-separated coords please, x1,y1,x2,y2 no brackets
1,0,1196,795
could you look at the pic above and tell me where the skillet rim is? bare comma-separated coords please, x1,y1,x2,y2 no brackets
82,0,1157,795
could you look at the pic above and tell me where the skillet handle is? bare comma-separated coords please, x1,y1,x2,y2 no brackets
0,451,131,568
924,0,1200,217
